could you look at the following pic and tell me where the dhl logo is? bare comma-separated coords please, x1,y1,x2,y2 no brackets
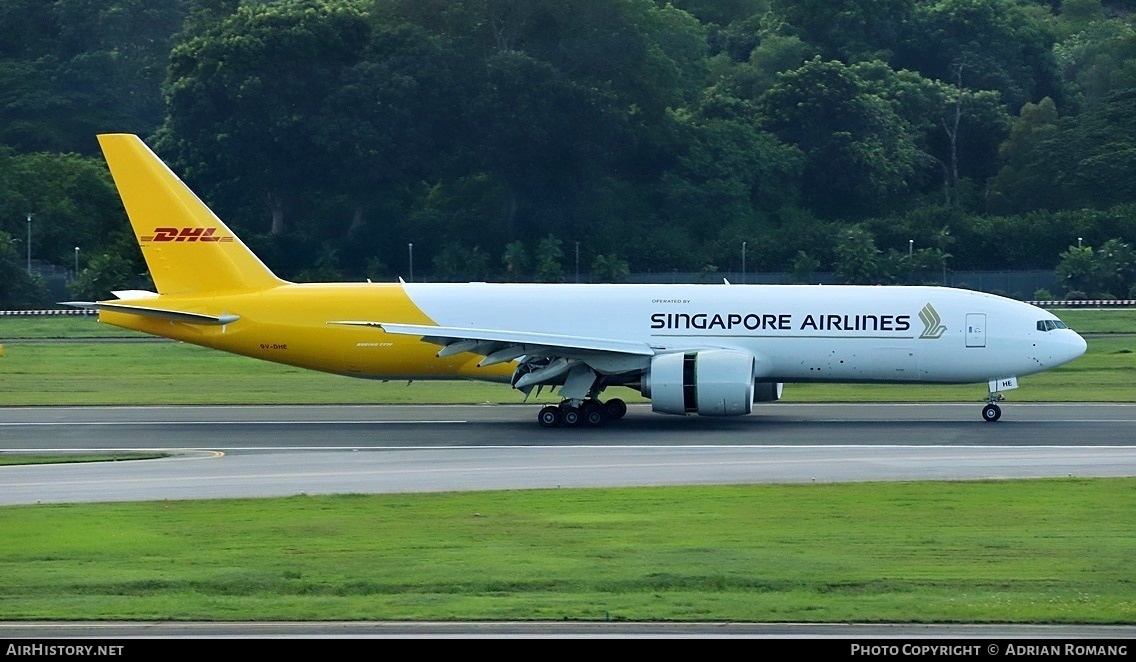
141,227,234,243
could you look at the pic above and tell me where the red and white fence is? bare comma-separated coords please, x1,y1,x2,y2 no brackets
0,309,93,316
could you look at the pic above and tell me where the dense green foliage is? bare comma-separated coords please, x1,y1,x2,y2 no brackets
4,0,1136,305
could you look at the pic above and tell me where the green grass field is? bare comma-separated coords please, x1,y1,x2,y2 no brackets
0,308,1133,405
1,480,1134,622
0,310,1133,623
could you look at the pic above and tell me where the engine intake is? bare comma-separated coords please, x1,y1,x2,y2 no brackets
643,350,755,416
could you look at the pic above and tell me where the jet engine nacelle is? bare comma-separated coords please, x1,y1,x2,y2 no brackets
643,349,755,416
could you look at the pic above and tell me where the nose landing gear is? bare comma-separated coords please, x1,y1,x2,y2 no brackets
981,392,1005,422
981,377,1018,422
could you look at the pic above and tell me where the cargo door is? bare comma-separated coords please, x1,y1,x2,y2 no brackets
966,313,986,348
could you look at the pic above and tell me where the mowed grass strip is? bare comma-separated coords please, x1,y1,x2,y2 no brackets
1053,307,1136,334
0,331,1130,405
0,480,1133,622
0,341,573,406
0,452,166,466
0,315,142,339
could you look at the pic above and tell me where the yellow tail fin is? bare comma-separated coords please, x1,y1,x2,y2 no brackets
97,134,285,295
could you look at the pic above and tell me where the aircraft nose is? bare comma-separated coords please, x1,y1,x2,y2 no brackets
1072,331,1088,359
1058,330,1088,365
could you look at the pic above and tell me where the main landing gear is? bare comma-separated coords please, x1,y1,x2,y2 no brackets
981,392,1004,422
538,398,627,428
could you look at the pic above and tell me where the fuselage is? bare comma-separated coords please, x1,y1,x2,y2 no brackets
99,282,1087,387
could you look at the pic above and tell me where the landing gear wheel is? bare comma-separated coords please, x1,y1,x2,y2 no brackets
603,398,627,421
582,401,606,427
982,404,1002,422
561,407,582,427
538,406,561,428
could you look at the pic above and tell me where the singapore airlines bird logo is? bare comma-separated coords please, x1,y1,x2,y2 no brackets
918,303,947,339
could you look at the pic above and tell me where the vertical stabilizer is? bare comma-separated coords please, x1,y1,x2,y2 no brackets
97,134,285,295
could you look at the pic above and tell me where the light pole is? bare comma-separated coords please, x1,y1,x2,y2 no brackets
575,242,580,283
1078,237,1083,248
909,239,914,257
408,243,414,282
74,247,80,278
741,241,746,284
26,213,32,275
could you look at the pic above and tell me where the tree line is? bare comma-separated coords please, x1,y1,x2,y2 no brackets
3,0,1136,307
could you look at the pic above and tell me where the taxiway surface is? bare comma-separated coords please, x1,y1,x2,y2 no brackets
2,403,1134,505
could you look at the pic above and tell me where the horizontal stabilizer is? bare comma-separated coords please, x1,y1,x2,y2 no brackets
111,290,159,300
61,301,239,326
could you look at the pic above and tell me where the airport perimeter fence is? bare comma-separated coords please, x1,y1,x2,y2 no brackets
2,269,1132,316
0,309,94,316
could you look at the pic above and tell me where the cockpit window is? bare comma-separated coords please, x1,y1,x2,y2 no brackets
1036,320,1069,331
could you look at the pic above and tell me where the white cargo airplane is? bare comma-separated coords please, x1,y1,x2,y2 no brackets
68,134,1088,427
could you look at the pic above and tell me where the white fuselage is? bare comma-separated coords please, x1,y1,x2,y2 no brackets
400,283,1086,385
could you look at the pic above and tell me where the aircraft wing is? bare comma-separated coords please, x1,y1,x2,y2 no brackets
328,320,654,366
327,320,659,399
